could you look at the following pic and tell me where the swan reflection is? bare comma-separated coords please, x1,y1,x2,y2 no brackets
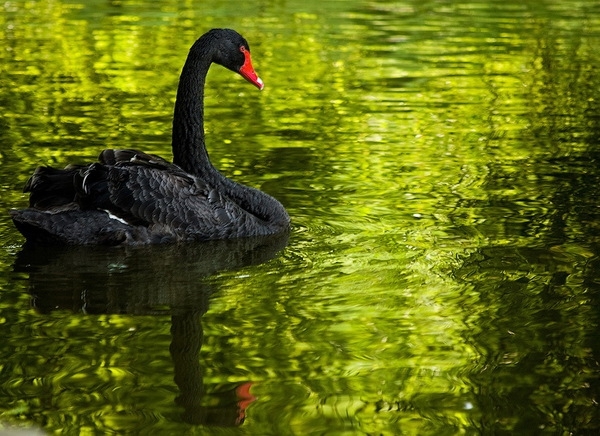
14,233,288,426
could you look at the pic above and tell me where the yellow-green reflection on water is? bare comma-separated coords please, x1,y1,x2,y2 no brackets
1,0,600,434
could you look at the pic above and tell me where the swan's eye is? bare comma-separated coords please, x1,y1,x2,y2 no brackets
239,46,247,53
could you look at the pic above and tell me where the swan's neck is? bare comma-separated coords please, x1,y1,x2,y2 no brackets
171,50,212,177
171,37,290,233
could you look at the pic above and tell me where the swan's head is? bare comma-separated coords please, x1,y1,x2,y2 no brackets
211,29,264,90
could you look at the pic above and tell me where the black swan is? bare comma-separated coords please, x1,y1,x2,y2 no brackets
10,29,290,245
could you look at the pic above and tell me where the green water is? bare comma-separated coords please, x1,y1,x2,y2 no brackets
1,0,599,434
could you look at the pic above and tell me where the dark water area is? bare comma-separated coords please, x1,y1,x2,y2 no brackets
1,0,600,434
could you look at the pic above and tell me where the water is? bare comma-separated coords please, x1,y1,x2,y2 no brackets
1,0,600,434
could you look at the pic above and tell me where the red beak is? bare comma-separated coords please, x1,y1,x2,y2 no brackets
238,47,264,90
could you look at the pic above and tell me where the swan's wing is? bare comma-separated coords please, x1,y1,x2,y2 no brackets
24,165,87,209
23,149,184,210
79,163,249,240
17,149,261,243
99,149,173,168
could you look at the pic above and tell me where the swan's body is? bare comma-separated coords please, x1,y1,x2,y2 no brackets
11,29,289,245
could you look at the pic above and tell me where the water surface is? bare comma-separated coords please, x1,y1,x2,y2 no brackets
1,0,599,434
